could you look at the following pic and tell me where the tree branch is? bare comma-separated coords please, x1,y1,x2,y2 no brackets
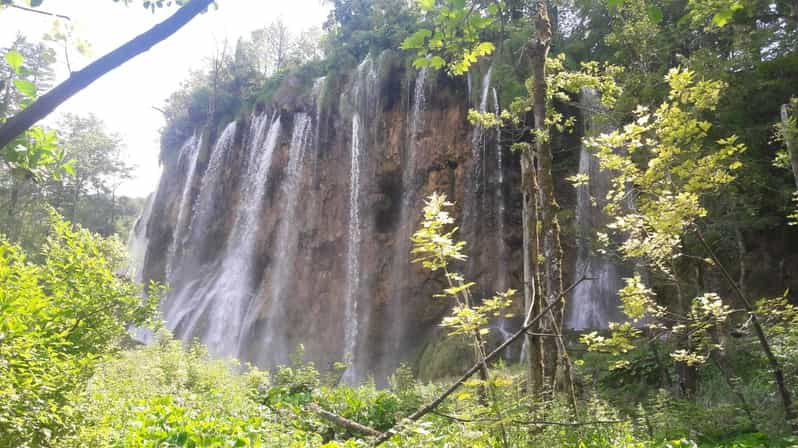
431,410,628,427
372,276,590,446
9,3,71,21
0,0,213,150
307,403,382,438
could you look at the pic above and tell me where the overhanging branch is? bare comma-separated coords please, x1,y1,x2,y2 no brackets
0,0,214,149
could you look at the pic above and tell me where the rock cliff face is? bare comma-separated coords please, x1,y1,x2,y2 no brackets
137,52,524,381
129,51,798,382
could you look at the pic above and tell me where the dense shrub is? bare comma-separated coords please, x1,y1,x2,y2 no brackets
0,213,157,447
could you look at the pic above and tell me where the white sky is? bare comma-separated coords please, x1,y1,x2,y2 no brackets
0,0,329,197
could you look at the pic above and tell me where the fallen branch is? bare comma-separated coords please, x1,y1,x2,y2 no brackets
431,410,628,427
308,403,382,438
0,0,213,149
372,276,589,445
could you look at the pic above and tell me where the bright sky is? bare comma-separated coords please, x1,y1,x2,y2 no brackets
0,0,329,197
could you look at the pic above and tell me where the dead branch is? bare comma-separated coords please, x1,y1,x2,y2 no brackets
307,403,382,438
431,410,628,427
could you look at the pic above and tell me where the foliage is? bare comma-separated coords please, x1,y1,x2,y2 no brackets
0,212,159,447
62,331,325,447
581,67,745,364
0,112,138,251
400,0,497,75
323,0,418,67
470,54,622,151
1,43,71,181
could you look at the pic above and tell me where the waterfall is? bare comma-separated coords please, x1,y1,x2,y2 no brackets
566,89,624,330
163,118,284,356
137,53,528,379
382,67,428,377
181,121,238,266
473,64,493,193
342,113,363,382
165,134,202,283
465,64,493,221
492,87,506,289
126,192,155,283
341,54,382,382
161,121,237,330
491,86,515,358
311,76,326,188
259,113,312,364
126,187,158,344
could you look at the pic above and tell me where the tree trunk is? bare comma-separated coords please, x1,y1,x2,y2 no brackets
522,150,544,395
71,178,81,226
781,103,798,188
0,0,213,149
528,0,572,395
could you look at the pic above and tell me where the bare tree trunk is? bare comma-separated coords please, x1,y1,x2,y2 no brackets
528,0,572,395
0,0,213,149
71,178,81,226
673,275,697,399
781,103,798,188
522,150,545,395
6,174,21,239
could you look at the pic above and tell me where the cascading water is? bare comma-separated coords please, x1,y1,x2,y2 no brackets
127,192,156,344
165,134,202,282
491,86,514,356
311,77,326,188
473,64,493,193
492,87,506,290
127,193,155,283
164,118,284,356
341,55,382,382
259,113,312,365
162,121,236,327
342,113,363,382
382,67,428,376
180,121,237,269
566,89,624,329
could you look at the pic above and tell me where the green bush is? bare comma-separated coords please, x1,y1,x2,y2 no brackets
0,213,157,447
63,332,326,447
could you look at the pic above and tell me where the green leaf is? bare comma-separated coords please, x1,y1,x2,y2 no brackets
711,9,733,27
401,28,432,49
5,50,23,73
429,55,446,69
607,0,623,9
13,79,37,98
418,0,435,10
646,5,663,23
